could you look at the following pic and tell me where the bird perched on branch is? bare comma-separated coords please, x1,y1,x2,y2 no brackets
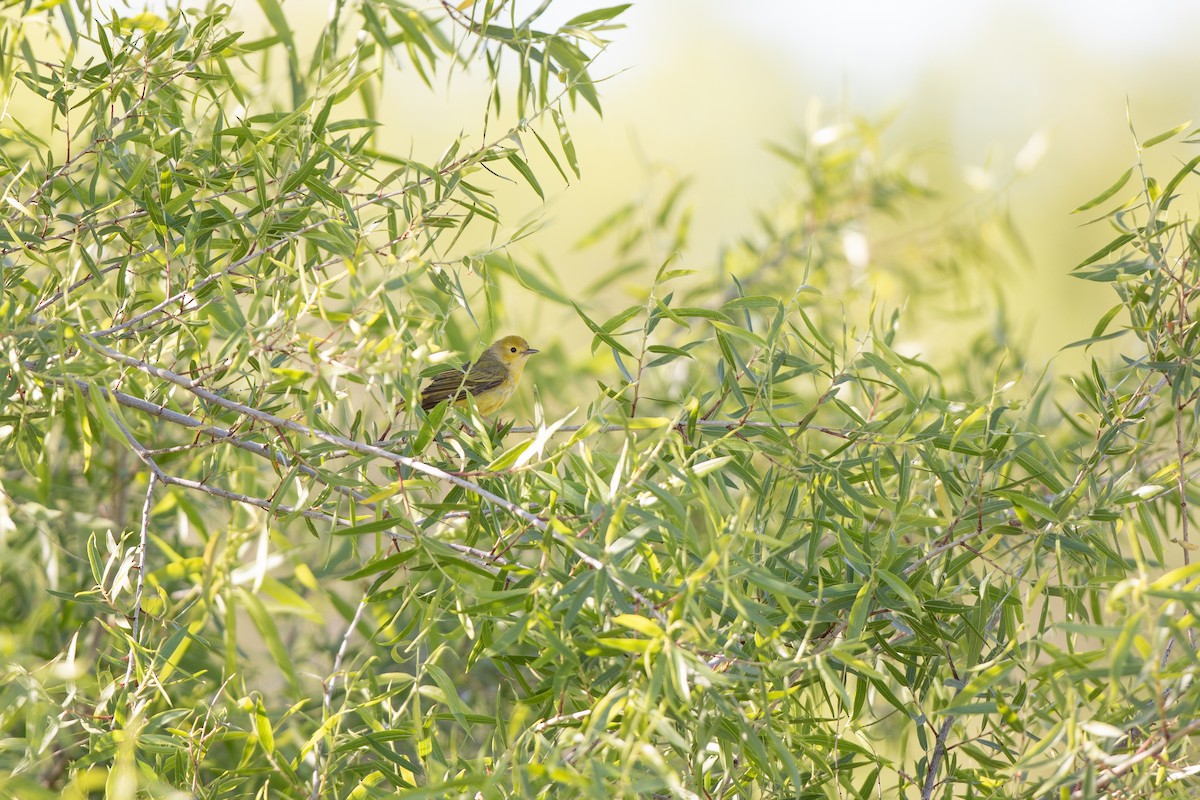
416,335,539,415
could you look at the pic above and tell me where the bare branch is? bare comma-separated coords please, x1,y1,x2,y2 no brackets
1069,719,1200,800
35,370,381,512
123,472,156,689
70,340,679,622
311,593,369,800
921,715,954,800
76,335,546,531
102,408,506,575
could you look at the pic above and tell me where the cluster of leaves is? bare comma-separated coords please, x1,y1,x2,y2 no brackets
2,2,1200,800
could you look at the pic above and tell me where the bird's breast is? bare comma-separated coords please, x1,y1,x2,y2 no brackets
473,381,516,415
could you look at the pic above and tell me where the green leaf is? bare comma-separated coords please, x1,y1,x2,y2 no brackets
565,5,632,26
344,549,418,581
574,302,634,356
710,322,763,348
506,152,544,199
1074,233,1137,270
483,253,571,305
846,576,876,639
1158,154,1200,207
239,587,301,695
331,515,413,537
253,698,275,754
1072,168,1133,213
1141,120,1191,148
255,0,302,105
991,488,1060,523
723,295,783,311
876,569,921,614
551,107,580,178
531,128,569,184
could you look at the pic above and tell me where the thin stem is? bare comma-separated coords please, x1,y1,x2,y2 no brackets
311,593,369,800
123,472,157,688
1068,719,1200,800
921,715,953,800
35,371,379,512
79,334,546,531
506,420,884,438
1176,404,1190,567
104,410,505,574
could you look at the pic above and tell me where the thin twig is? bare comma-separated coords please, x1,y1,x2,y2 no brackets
353,418,898,473
500,420,881,439
903,521,1000,578
57,348,674,619
103,410,505,574
921,569,1020,798
311,593,369,800
921,715,954,800
189,675,237,796
34,371,380,511
1068,719,1200,800
123,472,157,688
1176,404,1190,567
79,335,546,531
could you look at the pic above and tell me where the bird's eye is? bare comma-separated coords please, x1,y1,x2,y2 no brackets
510,346,517,353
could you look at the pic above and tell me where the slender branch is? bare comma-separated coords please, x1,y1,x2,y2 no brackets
102,409,505,574
356,418,900,473
311,593,369,800
81,344,669,619
77,334,546,531
1176,404,1191,567
1068,719,1200,800
34,370,380,511
903,522,994,578
123,472,157,688
921,569,1019,798
922,715,954,800
1171,395,1197,654
1058,373,1166,507
532,708,593,733
190,675,236,796
35,363,638,592
506,420,878,439
33,262,125,314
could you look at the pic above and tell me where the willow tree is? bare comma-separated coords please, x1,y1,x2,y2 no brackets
3,2,1200,799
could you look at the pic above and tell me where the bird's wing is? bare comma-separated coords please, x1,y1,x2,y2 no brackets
419,361,506,410
419,367,468,410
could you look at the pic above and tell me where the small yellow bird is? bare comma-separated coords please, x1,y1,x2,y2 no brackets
416,335,539,415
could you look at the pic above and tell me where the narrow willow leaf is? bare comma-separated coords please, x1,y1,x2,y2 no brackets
506,152,544,199
1141,120,1191,148
1071,167,1133,213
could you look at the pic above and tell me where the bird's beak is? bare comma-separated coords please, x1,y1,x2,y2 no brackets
524,347,540,355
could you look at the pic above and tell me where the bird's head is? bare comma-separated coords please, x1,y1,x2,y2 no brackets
488,335,539,368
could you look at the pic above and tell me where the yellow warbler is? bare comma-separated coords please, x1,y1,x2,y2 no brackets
417,335,539,415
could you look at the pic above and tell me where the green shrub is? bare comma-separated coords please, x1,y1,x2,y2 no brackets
2,3,1199,798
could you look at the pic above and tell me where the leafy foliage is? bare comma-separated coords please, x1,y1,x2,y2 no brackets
2,3,1199,799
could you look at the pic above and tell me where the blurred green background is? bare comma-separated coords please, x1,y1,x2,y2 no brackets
106,0,1200,367
367,0,1200,364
